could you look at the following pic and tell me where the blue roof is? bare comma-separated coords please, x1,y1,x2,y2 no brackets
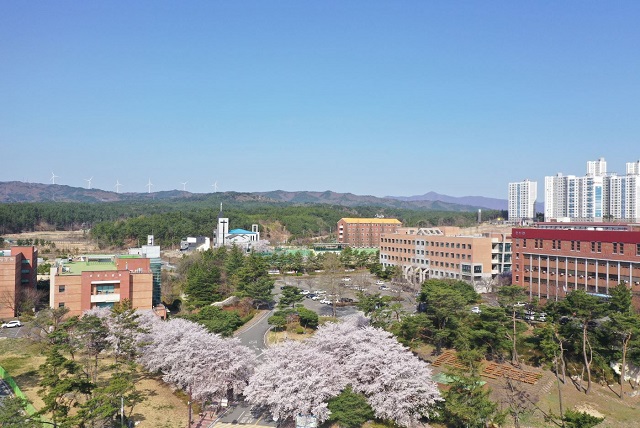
228,228,256,235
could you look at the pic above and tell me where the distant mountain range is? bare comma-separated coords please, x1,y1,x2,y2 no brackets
386,191,543,213
0,181,514,212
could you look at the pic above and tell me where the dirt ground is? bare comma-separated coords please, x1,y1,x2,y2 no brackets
3,230,101,255
416,345,640,428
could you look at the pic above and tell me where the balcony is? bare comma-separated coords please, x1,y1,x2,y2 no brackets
91,293,121,303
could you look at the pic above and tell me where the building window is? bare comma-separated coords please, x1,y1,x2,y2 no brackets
59,285,65,293
613,242,618,253
597,242,602,253
58,302,65,308
577,241,581,251
523,239,527,248
21,269,30,274
620,244,624,255
591,242,596,252
636,243,640,256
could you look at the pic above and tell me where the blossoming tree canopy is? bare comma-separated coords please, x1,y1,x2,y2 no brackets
245,316,441,427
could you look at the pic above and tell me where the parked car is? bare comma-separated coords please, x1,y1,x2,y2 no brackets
379,285,390,291
306,293,317,299
375,280,385,286
514,302,526,308
342,277,351,282
471,306,481,314
311,295,321,300
538,312,547,322
1,320,22,328
300,290,310,295
319,299,332,305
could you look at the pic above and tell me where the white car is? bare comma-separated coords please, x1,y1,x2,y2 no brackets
471,306,482,314
319,299,332,305
342,277,351,282
375,280,385,285
379,285,390,291
1,320,22,328
311,295,321,300
300,290,310,295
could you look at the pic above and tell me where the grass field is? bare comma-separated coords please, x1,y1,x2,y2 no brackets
0,337,188,427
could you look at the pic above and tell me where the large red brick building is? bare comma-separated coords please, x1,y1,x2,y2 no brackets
337,218,402,248
0,246,38,319
512,224,640,303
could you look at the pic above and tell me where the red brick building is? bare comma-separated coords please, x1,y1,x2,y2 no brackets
0,246,38,319
512,224,640,303
337,218,402,248
49,255,154,317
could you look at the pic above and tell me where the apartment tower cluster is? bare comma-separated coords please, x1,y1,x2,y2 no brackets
544,158,640,222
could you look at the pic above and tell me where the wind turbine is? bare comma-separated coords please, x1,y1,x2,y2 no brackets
115,180,122,194
181,181,188,191
84,176,93,189
146,179,153,194
211,181,218,192
50,172,59,185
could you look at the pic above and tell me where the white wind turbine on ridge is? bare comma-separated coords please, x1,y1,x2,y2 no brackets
146,179,153,194
50,172,59,184
84,176,93,189
115,180,123,194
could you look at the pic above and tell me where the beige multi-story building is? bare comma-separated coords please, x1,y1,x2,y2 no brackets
380,227,512,288
337,218,402,248
50,254,154,317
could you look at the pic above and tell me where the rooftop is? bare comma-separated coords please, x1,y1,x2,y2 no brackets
61,260,117,275
340,218,402,224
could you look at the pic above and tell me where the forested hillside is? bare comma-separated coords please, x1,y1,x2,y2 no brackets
0,199,504,247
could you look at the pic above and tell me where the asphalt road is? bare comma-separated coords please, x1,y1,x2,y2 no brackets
0,323,26,339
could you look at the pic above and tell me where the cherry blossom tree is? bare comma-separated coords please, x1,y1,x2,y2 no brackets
137,316,256,425
246,315,441,427
244,341,345,423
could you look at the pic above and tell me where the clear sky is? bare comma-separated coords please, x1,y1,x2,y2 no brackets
1,1,639,199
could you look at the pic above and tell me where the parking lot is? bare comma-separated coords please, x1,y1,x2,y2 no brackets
0,322,25,339
279,272,420,315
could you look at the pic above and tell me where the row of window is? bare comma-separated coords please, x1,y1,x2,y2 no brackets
381,247,472,260
381,238,473,250
518,239,640,256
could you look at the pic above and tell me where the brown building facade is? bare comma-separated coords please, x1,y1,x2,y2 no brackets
337,218,402,248
50,255,153,317
380,227,512,288
0,246,38,319
512,225,640,303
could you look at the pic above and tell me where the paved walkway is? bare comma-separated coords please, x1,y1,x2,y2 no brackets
233,310,270,337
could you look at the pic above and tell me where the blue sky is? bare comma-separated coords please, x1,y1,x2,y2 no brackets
1,1,639,199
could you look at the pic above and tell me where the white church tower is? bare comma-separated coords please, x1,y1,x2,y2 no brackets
214,203,229,248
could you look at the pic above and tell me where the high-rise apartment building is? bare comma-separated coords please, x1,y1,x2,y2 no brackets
544,158,640,222
508,179,537,222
